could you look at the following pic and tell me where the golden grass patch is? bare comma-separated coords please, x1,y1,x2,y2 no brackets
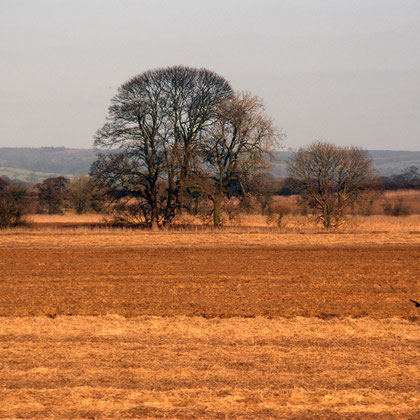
18,212,420,234
0,316,418,418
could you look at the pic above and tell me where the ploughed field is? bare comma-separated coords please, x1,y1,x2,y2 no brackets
1,231,419,318
1,231,419,418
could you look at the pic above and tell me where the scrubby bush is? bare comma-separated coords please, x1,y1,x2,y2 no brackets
382,199,410,216
266,204,291,229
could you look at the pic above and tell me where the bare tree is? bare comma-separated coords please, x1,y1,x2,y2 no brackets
288,141,375,228
68,175,104,214
0,178,28,228
200,92,282,226
248,172,279,215
36,176,69,215
92,66,232,229
162,66,233,217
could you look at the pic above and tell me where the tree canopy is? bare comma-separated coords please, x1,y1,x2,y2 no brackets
199,92,281,226
92,66,280,228
288,141,375,228
91,66,233,229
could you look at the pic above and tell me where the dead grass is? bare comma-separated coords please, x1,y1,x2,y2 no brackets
26,213,105,224
21,212,420,233
1,228,419,252
383,189,420,199
0,316,418,418
239,214,420,232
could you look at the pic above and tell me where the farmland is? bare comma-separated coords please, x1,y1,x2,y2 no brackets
1,223,419,418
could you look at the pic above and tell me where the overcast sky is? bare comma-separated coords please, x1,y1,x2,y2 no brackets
1,0,419,150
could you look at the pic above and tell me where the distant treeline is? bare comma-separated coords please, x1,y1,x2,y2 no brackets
1,148,420,183
1,165,419,228
278,165,420,196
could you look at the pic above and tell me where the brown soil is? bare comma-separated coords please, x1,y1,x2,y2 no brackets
1,237,419,319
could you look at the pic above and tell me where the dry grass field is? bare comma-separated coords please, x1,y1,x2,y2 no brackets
1,316,419,418
1,219,419,418
26,212,420,233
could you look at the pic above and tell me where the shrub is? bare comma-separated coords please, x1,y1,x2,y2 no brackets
382,199,411,216
266,204,291,229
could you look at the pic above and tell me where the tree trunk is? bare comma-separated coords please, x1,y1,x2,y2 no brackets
149,191,159,231
323,208,332,229
213,193,223,227
151,216,159,231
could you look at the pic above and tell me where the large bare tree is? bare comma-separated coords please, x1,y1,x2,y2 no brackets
91,66,232,229
288,141,375,228
200,92,281,226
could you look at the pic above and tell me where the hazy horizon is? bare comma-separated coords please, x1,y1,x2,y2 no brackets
1,0,419,151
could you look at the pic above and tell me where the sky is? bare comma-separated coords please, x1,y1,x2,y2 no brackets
1,0,419,150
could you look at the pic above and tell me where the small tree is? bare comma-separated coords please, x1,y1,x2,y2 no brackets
36,176,69,214
391,166,420,189
0,178,28,228
248,172,279,215
68,175,105,214
288,141,375,228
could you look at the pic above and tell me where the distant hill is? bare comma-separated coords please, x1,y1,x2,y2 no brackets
366,150,420,176
0,147,96,182
272,150,420,177
1,147,419,182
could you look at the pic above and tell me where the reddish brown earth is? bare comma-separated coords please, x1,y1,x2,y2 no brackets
1,243,419,319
